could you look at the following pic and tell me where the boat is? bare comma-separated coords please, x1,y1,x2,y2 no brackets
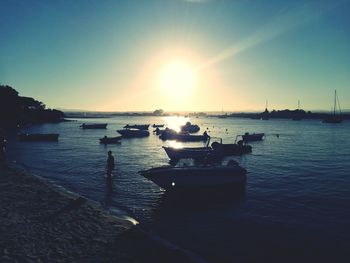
211,141,252,156
180,122,200,133
117,128,150,138
153,127,166,135
261,100,269,120
241,132,264,142
152,124,165,128
139,161,247,192
323,90,343,123
80,123,107,129
159,130,209,142
292,100,302,121
163,139,252,161
99,136,122,144
163,146,214,160
123,124,150,130
18,133,59,142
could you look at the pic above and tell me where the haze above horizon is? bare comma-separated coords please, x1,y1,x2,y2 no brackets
1,0,350,112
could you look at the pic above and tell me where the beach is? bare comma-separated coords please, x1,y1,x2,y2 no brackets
0,165,198,263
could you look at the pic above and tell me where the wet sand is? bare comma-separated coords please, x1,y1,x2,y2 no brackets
0,166,199,263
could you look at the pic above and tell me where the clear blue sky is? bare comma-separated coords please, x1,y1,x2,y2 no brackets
1,0,350,112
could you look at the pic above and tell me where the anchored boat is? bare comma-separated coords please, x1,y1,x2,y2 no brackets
241,132,264,142
123,124,150,130
117,128,150,138
323,90,343,124
80,123,107,129
99,136,122,144
180,122,200,133
139,161,247,192
159,129,209,142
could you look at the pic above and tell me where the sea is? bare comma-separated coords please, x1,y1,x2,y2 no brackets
5,116,350,262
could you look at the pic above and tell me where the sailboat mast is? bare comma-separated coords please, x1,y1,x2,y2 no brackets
334,90,337,116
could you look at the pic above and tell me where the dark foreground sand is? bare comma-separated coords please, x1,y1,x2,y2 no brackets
0,166,200,263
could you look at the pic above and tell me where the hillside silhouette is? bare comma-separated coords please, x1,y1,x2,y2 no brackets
0,85,64,128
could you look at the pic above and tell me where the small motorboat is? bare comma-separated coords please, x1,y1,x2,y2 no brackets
180,122,200,133
80,123,107,129
117,128,150,138
160,130,209,142
163,146,214,161
123,124,150,130
241,132,264,142
163,140,251,161
18,133,59,142
139,160,247,192
99,136,122,144
153,124,165,128
211,141,252,155
153,127,166,135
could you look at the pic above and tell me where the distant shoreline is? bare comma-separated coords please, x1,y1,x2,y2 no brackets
64,110,350,120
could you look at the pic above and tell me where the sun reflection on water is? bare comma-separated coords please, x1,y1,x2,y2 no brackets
162,116,190,132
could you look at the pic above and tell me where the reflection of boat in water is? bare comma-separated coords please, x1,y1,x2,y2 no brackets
139,161,247,193
18,133,59,142
99,136,122,144
323,90,343,124
159,129,209,142
117,128,150,138
123,124,150,130
241,132,264,142
180,122,200,133
80,123,107,129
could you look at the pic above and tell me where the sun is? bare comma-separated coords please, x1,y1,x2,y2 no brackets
159,61,197,99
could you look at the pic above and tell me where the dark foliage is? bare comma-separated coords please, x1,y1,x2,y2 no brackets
0,85,64,127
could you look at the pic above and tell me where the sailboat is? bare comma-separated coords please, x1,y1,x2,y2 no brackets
323,90,343,124
261,100,269,120
218,106,227,118
292,100,302,121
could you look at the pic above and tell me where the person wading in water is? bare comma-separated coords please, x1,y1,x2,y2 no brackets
106,150,115,178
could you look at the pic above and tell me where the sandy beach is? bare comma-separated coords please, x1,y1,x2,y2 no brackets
0,165,199,263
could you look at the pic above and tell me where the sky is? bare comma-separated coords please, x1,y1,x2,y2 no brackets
1,0,350,112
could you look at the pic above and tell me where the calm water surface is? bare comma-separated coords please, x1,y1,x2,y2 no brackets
6,117,350,262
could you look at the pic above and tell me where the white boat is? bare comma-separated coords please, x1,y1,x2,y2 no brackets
139,161,247,192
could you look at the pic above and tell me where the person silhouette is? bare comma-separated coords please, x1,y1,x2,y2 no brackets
106,150,115,178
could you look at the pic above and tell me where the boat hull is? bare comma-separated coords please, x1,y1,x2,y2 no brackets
322,117,343,123
81,123,107,129
211,142,252,156
99,136,122,144
242,133,264,142
160,132,209,142
117,129,150,138
123,124,150,130
163,146,212,160
140,166,247,192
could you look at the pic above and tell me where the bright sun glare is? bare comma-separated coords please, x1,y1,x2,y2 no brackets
159,61,196,99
